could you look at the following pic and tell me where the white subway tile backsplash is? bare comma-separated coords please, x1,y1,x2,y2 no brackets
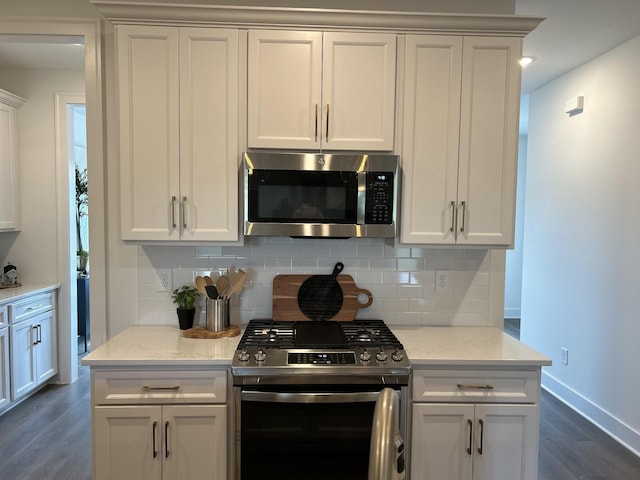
136,238,499,328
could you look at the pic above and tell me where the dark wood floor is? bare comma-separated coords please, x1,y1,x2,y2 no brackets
0,363,92,480
1,339,639,479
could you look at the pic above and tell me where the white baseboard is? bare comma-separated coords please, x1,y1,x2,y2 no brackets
542,371,640,458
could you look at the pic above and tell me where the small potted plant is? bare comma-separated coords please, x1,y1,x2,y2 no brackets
171,285,199,330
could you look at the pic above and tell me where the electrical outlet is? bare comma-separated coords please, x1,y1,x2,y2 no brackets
561,347,569,366
157,269,172,292
435,270,450,292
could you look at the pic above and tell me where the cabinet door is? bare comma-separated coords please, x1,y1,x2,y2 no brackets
117,25,181,241
412,403,474,480
400,35,463,244
456,36,521,246
162,405,227,480
322,32,396,151
247,30,322,149
179,28,239,241
94,405,162,480
473,404,539,480
0,327,10,410
9,318,37,400
0,97,21,231
34,308,57,384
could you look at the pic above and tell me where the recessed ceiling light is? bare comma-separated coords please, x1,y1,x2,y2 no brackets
519,56,535,67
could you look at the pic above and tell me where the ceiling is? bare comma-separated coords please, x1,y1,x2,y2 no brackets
517,0,640,93
0,2,639,93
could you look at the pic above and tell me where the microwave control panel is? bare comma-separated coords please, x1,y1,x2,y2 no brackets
365,172,394,224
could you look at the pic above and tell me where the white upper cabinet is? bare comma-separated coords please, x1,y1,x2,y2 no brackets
0,89,25,232
117,26,239,242
248,30,396,151
401,35,521,246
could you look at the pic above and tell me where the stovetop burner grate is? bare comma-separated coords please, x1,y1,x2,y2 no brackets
238,319,296,348
237,319,403,350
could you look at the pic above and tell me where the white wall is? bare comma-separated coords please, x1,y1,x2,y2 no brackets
522,34,640,456
0,68,85,281
504,133,527,319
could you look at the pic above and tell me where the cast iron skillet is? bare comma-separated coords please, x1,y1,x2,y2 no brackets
297,262,344,320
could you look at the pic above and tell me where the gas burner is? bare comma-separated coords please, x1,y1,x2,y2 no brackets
260,328,282,341
351,328,382,341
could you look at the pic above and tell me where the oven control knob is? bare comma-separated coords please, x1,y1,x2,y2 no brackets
376,350,388,362
360,348,371,362
255,348,267,362
237,349,250,362
391,350,404,362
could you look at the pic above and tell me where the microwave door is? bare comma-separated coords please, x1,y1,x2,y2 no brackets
368,388,406,480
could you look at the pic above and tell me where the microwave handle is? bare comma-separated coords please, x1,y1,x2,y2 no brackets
369,388,406,480
357,172,367,224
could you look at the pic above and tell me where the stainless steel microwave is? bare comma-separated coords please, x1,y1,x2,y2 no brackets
243,152,399,238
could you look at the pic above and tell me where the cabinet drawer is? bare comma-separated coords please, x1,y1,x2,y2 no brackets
9,292,56,324
0,306,6,328
93,369,227,405
413,368,539,404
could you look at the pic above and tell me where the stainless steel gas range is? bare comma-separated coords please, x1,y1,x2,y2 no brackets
232,319,409,480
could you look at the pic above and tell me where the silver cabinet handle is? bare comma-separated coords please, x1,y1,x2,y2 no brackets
37,324,42,344
164,421,170,458
26,304,44,311
32,325,39,346
450,201,456,232
325,104,330,142
460,200,467,232
477,418,484,455
170,196,177,229
181,196,187,229
457,384,494,390
314,103,319,142
152,421,158,459
467,419,473,455
142,385,180,392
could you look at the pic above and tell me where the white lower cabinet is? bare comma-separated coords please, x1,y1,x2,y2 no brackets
91,369,228,480
0,324,9,411
411,368,541,480
8,293,58,401
94,404,227,480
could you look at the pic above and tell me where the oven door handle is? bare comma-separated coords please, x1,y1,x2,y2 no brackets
241,390,382,404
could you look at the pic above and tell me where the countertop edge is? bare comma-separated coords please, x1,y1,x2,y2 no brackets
0,283,61,305
81,325,551,369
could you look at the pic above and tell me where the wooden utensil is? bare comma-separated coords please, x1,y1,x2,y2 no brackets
225,268,246,299
194,276,207,296
273,274,373,321
203,275,214,286
297,262,344,320
216,275,229,297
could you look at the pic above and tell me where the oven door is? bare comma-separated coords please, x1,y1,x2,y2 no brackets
236,386,402,480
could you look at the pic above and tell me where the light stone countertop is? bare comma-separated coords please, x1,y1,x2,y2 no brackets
81,324,551,368
0,283,60,305
81,325,240,366
394,326,551,367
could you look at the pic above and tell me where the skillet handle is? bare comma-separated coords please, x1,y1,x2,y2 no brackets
332,262,345,276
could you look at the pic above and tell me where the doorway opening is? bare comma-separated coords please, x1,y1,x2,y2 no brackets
70,103,90,354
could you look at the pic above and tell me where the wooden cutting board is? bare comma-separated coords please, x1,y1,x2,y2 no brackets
273,274,373,321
